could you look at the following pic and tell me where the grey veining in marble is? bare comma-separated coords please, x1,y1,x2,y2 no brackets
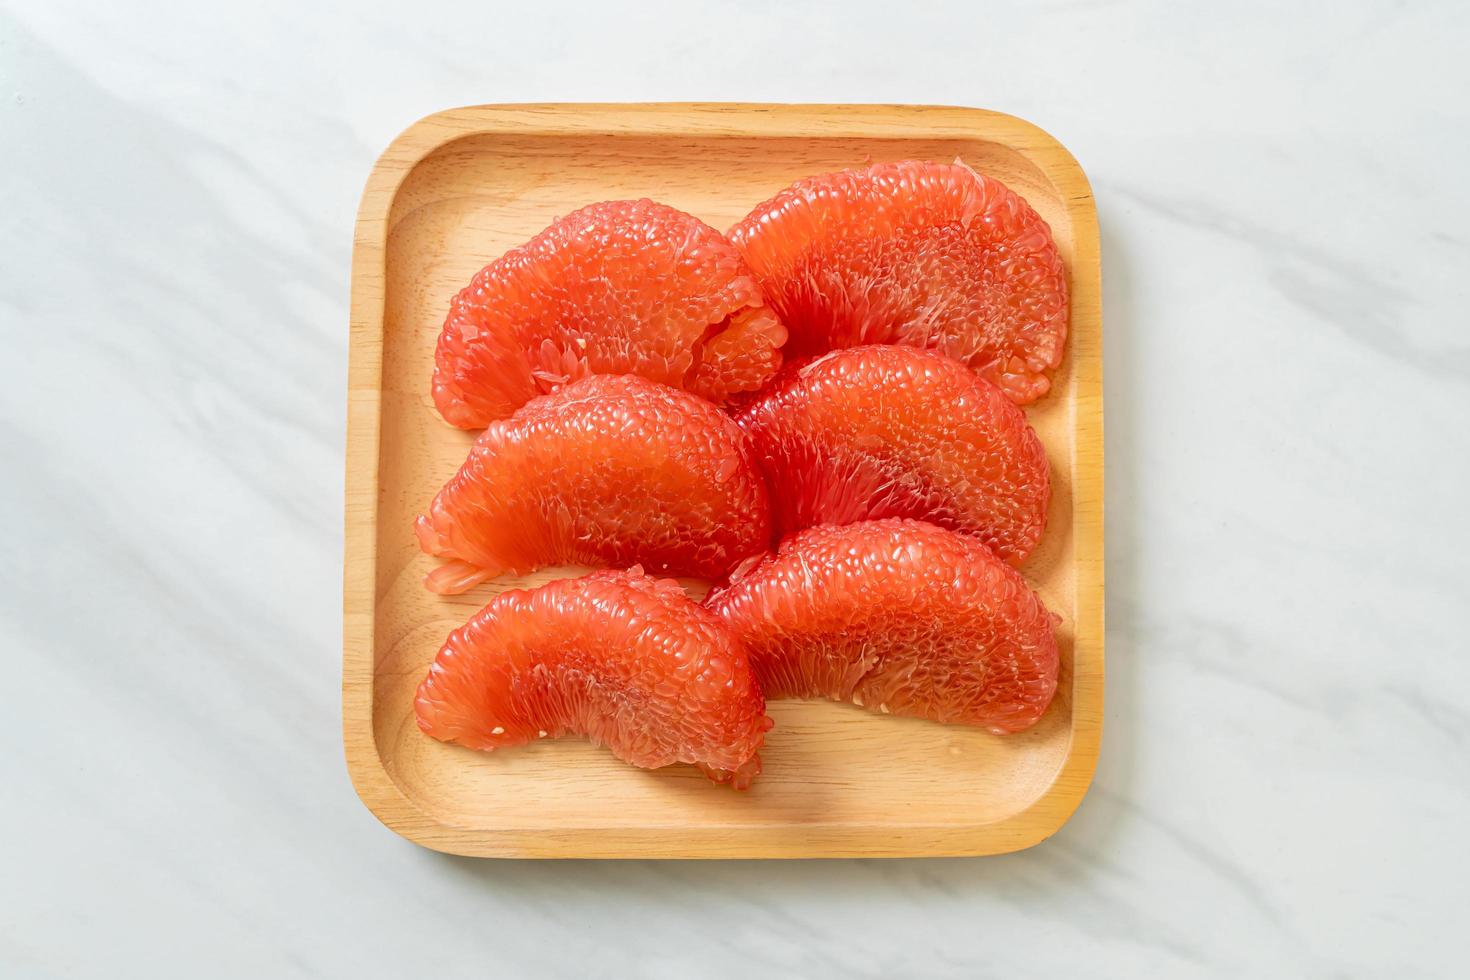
3,1,1468,976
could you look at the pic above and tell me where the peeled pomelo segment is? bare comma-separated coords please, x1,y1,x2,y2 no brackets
416,374,771,593
433,198,787,428
416,568,771,786
728,160,1068,405
735,345,1050,564
705,518,1059,734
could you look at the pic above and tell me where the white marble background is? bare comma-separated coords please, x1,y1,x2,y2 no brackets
3,1,1467,976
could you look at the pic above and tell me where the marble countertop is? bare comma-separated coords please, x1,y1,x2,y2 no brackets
4,2,1467,976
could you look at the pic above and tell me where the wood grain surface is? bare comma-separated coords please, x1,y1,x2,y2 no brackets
343,103,1103,858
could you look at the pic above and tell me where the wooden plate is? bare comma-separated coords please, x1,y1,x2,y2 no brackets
343,104,1102,858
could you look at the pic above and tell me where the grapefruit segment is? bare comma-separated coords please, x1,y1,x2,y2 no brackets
728,160,1068,404
416,374,771,593
706,519,1059,734
416,568,771,786
433,198,787,427
735,345,1050,564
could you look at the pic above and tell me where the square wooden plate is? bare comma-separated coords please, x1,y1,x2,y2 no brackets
344,103,1102,858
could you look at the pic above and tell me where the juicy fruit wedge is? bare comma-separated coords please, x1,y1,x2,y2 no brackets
736,345,1050,564
416,568,771,787
728,160,1068,404
433,198,788,427
705,519,1059,734
416,374,772,594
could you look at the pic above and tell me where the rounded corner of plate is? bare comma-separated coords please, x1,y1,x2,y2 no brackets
964,107,1094,209
356,106,477,217
959,713,1103,858
341,736,440,849
1034,752,1105,852
387,105,473,153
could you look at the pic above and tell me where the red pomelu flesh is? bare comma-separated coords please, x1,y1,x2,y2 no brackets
706,519,1059,734
416,374,771,594
434,198,787,427
735,344,1050,563
729,161,1067,404
417,568,771,787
